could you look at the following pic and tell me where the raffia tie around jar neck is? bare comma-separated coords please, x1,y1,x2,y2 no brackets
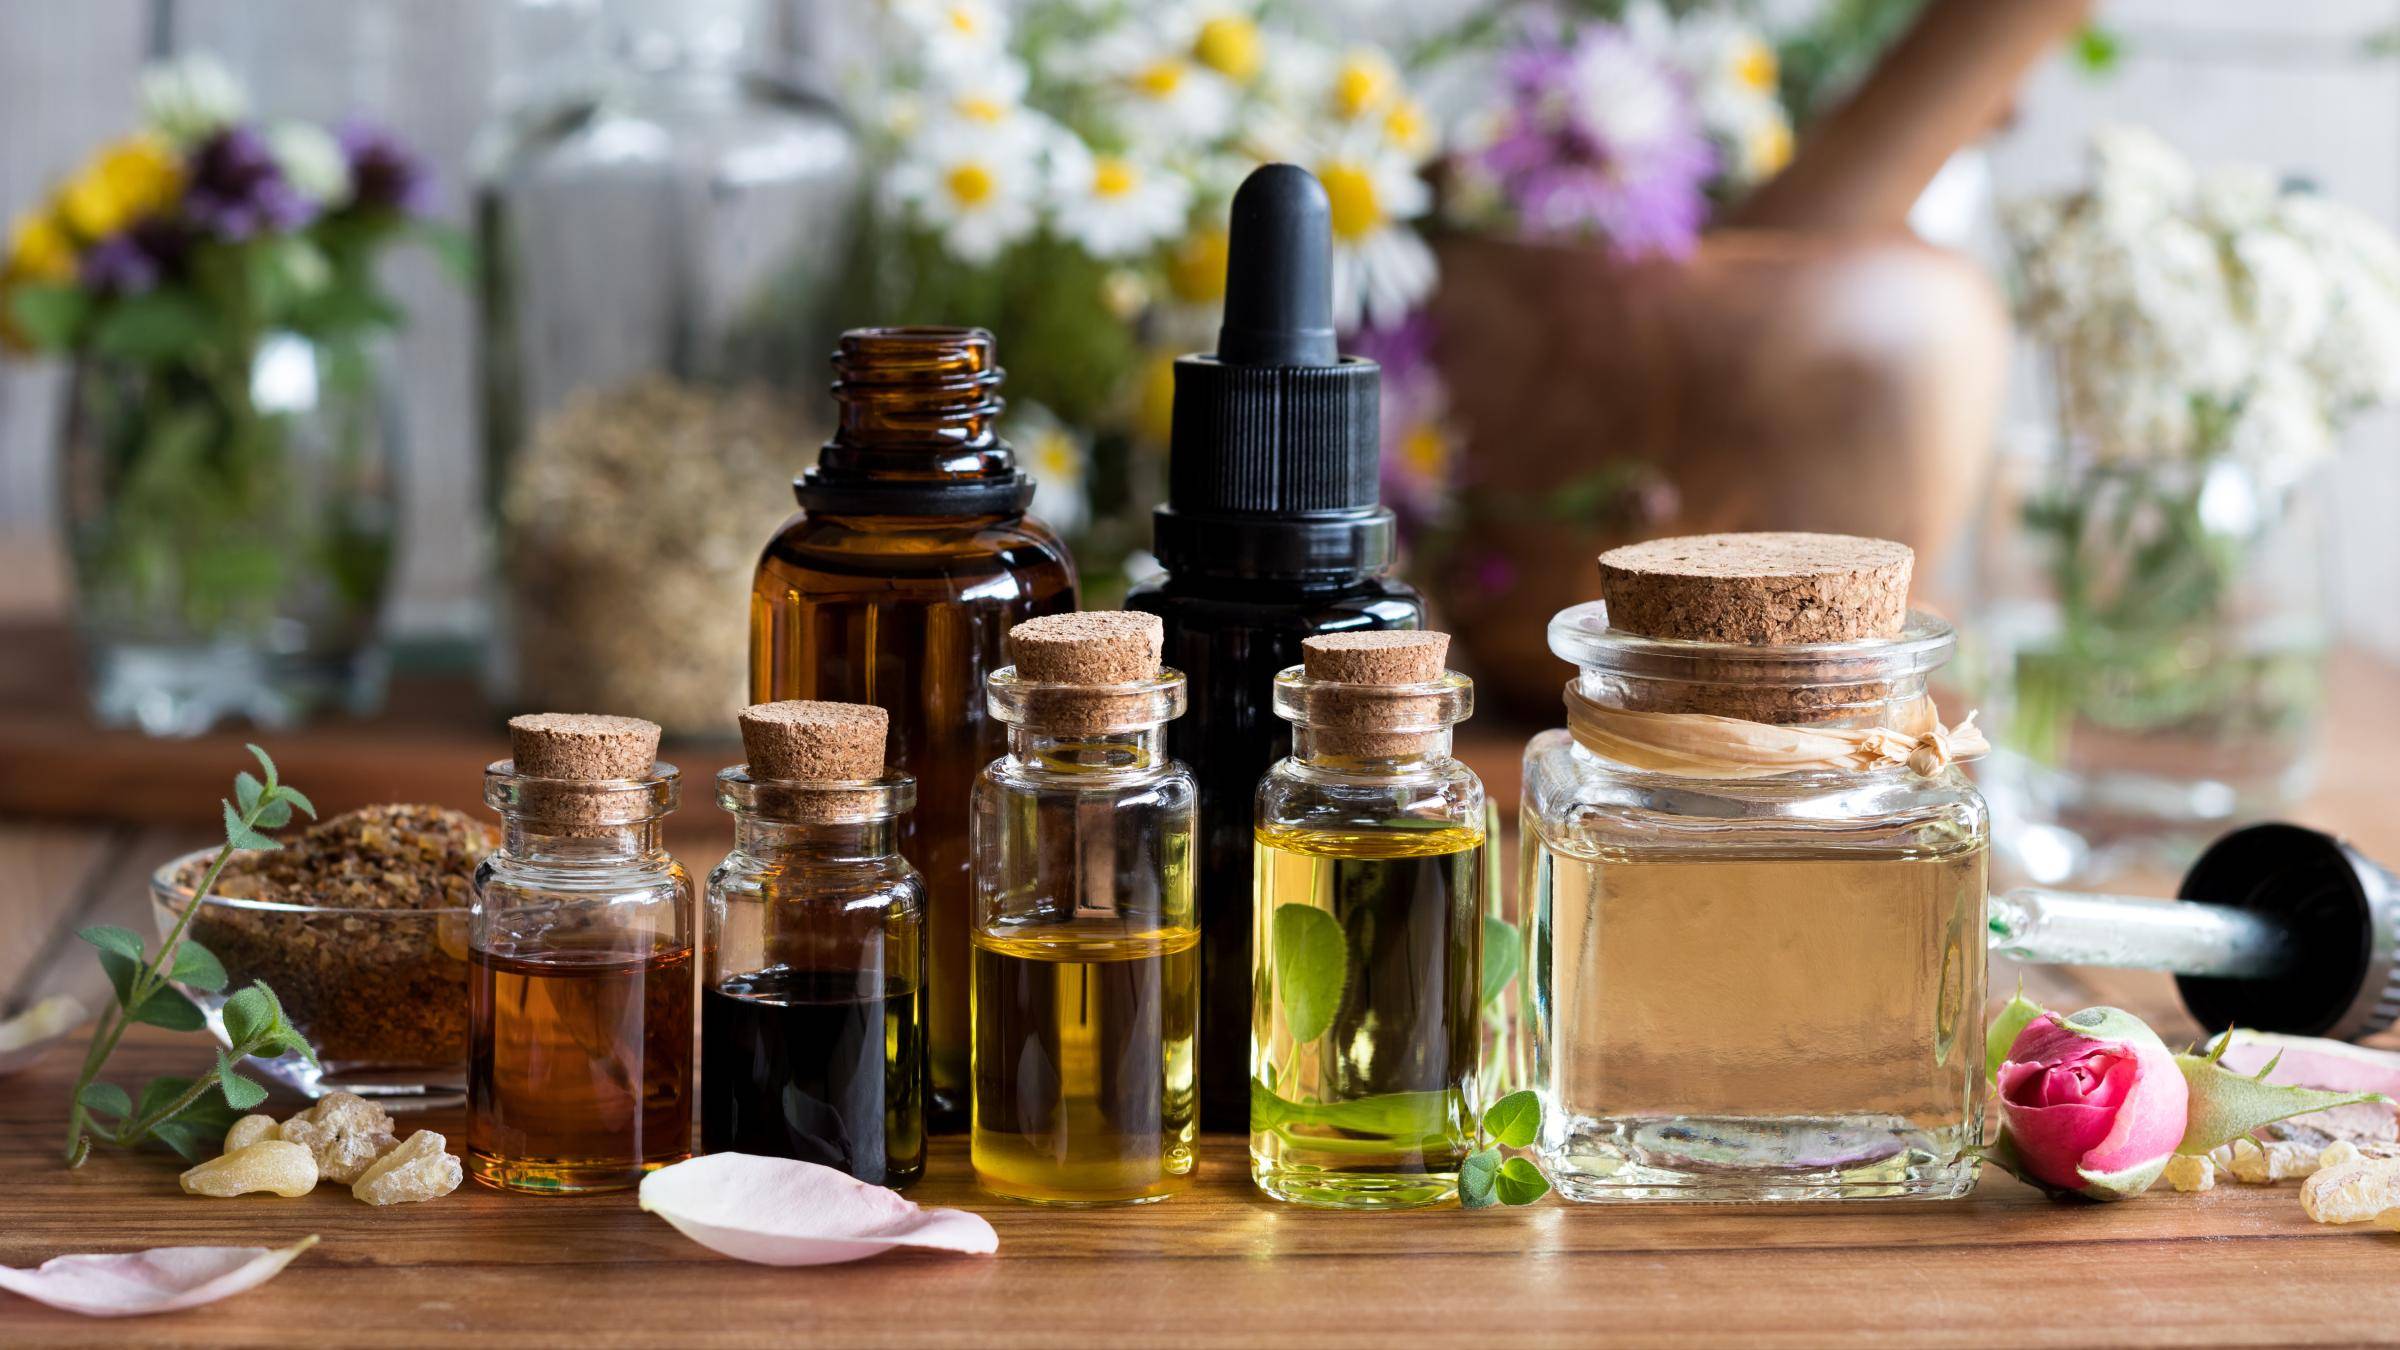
490,712,679,836
1563,532,1986,779
1289,630,1465,760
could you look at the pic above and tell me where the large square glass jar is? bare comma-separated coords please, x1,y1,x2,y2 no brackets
1523,601,1989,1202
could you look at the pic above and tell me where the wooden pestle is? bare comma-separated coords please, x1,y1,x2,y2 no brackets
1731,0,2094,234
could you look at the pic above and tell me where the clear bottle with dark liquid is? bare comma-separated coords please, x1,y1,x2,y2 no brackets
969,613,1197,1205
752,327,1076,1129
468,714,695,1194
703,700,925,1187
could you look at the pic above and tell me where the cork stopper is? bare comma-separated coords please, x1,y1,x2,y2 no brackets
1598,532,1912,645
1009,612,1163,684
508,712,661,780
1296,631,1457,757
1000,611,1177,735
739,701,888,781
1593,533,1916,723
497,712,674,834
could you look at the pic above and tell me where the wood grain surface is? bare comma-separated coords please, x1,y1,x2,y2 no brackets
3,1020,2399,1349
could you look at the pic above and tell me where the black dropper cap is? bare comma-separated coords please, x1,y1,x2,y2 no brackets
2174,823,2400,1042
1154,164,1390,579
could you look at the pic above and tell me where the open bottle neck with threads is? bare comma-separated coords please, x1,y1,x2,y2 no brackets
797,326,1032,516
716,768,914,863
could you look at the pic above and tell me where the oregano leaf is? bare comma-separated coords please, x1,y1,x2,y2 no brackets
221,984,275,1046
151,1116,219,1163
95,949,141,1008
169,938,228,993
252,796,293,830
129,985,207,1032
216,1054,268,1111
1495,1157,1551,1206
1459,1147,1502,1209
137,1075,195,1119
278,785,317,820
75,925,146,963
234,771,264,814
78,1081,132,1119
247,742,278,789
1480,915,1522,1009
1272,904,1349,1046
1484,1089,1541,1150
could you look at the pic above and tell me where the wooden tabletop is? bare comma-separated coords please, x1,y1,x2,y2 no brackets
6,518,2400,1344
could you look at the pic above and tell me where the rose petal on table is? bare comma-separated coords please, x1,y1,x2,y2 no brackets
0,995,85,1078
0,1236,317,1317
638,1154,997,1266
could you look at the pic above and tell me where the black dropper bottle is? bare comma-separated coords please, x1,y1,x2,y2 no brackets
1128,164,1425,1131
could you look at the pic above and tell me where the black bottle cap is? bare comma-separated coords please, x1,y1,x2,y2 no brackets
1155,164,1389,579
2174,823,2400,1042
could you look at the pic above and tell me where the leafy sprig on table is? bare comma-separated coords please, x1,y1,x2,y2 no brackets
1460,1090,1551,1209
63,745,321,1167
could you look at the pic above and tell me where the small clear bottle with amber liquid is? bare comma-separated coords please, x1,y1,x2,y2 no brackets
1251,632,1485,1210
969,612,1197,1206
703,700,925,1188
469,713,694,1194
1524,534,1989,1203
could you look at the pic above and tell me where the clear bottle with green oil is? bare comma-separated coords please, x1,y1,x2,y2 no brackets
1251,631,1483,1209
969,612,1197,1206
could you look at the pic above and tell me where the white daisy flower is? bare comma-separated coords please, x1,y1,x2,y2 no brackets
1306,136,1436,330
1007,402,1090,533
1079,26,1239,147
1624,3,1790,184
885,120,1043,265
890,0,1011,76
1053,143,1194,259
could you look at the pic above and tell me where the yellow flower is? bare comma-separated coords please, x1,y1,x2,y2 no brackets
5,210,77,283
1318,161,1383,242
1745,120,1794,178
1732,35,1778,94
1331,49,1399,121
1136,350,1179,446
1167,227,1229,304
1382,97,1433,158
1399,420,1454,482
1194,14,1261,83
57,135,181,241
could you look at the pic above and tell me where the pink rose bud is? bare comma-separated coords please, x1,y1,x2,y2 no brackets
1996,1007,2189,1200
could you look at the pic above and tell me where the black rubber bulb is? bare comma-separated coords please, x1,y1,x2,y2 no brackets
1215,163,1339,368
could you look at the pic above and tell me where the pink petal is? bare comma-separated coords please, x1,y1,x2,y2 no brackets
638,1154,997,1267
2000,1099,2119,1190
2080,1032,2191,1176
0,1237,316,1318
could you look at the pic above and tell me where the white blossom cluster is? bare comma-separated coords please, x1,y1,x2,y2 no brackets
2010,125,2400,470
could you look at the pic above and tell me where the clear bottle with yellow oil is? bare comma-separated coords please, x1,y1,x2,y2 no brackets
968,612,1197,1205
1251,632,1484,1210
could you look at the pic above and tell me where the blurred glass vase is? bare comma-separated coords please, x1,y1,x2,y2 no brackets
1972,443,2330,882
60,329,400,735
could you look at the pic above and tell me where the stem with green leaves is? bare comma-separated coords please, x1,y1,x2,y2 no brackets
63,744,322,1168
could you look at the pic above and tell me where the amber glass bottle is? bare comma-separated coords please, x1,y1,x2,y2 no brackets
751,328,1077,1126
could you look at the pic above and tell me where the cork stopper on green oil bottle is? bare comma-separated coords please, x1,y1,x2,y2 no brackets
1153,164,1389,579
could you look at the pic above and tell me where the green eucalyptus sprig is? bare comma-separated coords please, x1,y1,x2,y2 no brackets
63,745,320,1167
1460,1089,1551,1209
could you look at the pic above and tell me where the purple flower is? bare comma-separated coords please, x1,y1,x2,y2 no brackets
1477,26,1715,259
77,219,192,295
337,117,433,216
183,125,317,239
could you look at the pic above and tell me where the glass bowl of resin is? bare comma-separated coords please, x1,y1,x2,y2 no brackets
147,806,492,1109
